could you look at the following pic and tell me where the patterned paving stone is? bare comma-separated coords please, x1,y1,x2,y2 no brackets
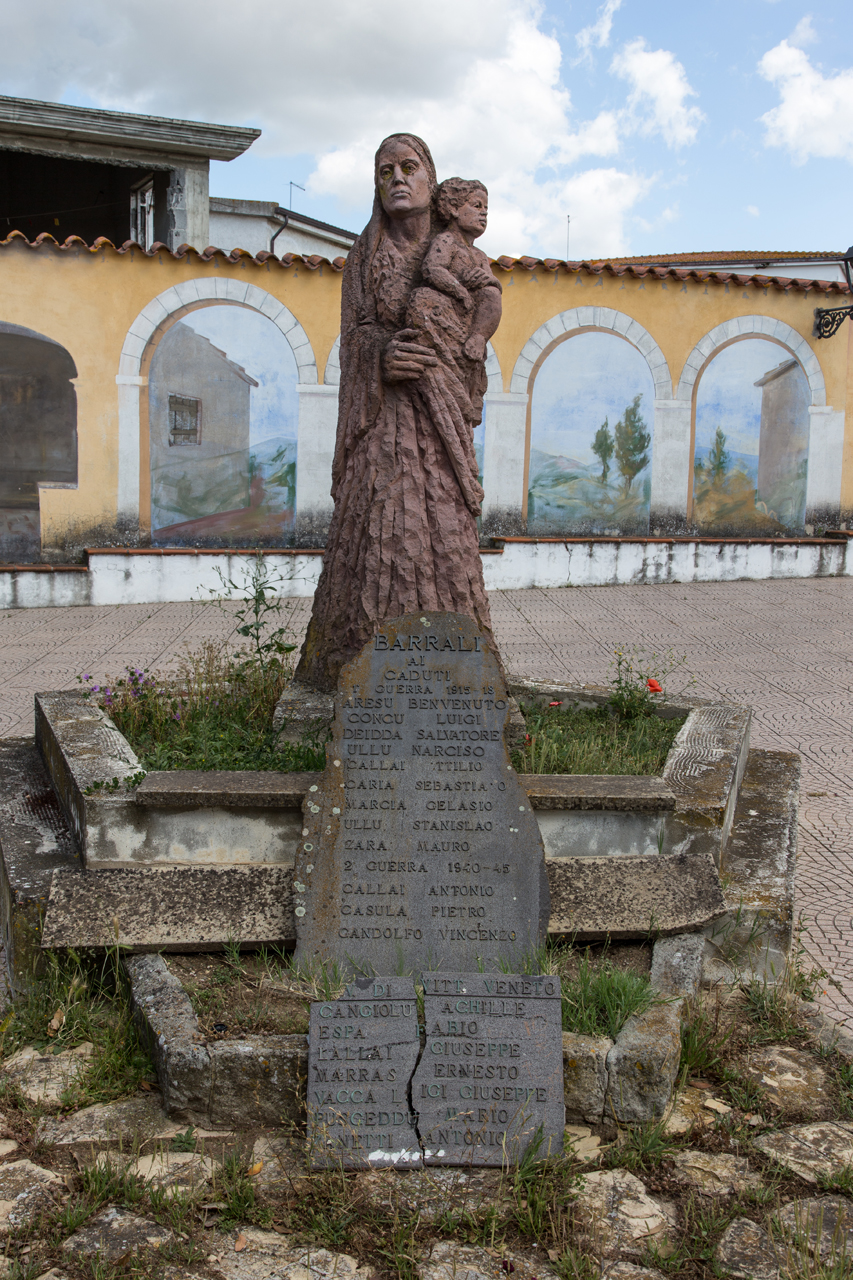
0,579,851,1023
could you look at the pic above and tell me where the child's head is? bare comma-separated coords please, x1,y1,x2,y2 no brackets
436,178,488,237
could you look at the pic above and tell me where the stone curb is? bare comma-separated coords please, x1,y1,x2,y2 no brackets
127,933,703,1131
125,954,306,1128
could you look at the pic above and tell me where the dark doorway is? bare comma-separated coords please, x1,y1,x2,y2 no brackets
0,323,77,561
0,151,152,246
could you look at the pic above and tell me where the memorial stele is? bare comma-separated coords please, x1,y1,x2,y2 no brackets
293,611,549,976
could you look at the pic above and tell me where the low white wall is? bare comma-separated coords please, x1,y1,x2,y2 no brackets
0,538,849,609
87,552,324,606
481,538,851,590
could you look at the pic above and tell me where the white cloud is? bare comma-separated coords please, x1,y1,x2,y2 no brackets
611,38,705,148
575,0,622,63
0,0,660,257
759,40,853,163
746,204,760,216
789,15,817,48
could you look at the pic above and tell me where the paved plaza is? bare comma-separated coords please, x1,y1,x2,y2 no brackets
0,578,851,1027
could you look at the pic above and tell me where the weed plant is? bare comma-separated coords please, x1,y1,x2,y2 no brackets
1,947,151,1105
512,704,685,776
83,641,324,774
555,948,656,1039
80,554,327,774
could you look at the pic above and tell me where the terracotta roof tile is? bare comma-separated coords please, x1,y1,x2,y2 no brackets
0,232,848,295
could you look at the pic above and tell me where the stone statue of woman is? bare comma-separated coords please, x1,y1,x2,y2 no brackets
296,134,502,690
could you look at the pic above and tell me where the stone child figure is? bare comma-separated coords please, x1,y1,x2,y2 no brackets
417,178,502,366
403,178,502,516
296,137,503,691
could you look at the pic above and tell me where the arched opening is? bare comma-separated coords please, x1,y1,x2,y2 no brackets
0,322,77,562
145,304,300,546
527,329,656,534
691,337,810,532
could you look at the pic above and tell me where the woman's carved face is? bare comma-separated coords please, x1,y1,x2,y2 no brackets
377,140,432,219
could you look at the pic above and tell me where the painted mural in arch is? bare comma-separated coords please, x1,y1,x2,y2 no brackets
692,338,810,533
149,306,298,546
528,331,655,534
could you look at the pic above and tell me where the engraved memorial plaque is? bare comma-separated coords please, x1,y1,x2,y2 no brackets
307,976,421,1168
293,611,549,976
412,973,565,1166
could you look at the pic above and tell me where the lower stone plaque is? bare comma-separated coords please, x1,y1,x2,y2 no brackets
307,977,421,1168
412,973,565,1166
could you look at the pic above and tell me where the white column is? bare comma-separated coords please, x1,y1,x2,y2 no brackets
649,398,692,529
481,391,529,533
805,405,845,522
115,374,146,533
295,383,339,537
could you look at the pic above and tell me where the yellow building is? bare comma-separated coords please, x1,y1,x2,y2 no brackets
0,230,850,561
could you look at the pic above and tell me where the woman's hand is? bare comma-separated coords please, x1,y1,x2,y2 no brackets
382,329,439,382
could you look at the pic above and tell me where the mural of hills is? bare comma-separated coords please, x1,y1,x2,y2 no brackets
527,447,650,534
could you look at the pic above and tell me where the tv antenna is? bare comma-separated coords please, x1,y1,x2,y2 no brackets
566,214,571,261
289,181,305,210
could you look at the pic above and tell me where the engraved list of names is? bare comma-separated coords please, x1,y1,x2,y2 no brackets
293,611,549,976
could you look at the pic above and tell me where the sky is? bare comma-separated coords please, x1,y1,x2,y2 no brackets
2,0,852,259
181,308,298,445
531,331,654,462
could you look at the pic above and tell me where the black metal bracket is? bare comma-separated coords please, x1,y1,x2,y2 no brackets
813,304,853,339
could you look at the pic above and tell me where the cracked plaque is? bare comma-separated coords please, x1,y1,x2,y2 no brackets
293,611,549,977
412,973,565,1166
307,977,421,1168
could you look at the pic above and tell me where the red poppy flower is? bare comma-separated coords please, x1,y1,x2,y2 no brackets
549,701,561,707
647,678,663,693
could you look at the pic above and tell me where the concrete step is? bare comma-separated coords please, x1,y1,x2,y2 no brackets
0,738,82,991
703,747,800,984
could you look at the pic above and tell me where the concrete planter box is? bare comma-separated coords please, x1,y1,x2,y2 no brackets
33,687,738,950
126,933,702,1131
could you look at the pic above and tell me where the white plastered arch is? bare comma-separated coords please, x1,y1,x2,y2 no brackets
115,277,318,523
509,306,672,398
676,315,826,406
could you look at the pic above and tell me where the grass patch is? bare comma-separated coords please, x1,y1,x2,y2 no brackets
511,703,685,776
1,947,152,1106
91,640,325,774
165,950,311,1039
539,944,657,1039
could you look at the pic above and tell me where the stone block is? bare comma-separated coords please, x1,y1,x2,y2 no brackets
703,749,800,984
420,1242,556,1280
0,738,81,992
61,1207,172,1260
2,1042,93,1105
0,1160,65,1233
208,1035,307,1129
547,851,724,941
754,1121,853,1183
35,1095,181,1163
42,865,296,951
670,1150,762,1196
744,1044,829,1116
575,1169,676,1259
562,1032,611,1123
650,933,705,998
605,1000,683,1125
715,1218,782,1280
124,954,211,1121
776,1195,853,1260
